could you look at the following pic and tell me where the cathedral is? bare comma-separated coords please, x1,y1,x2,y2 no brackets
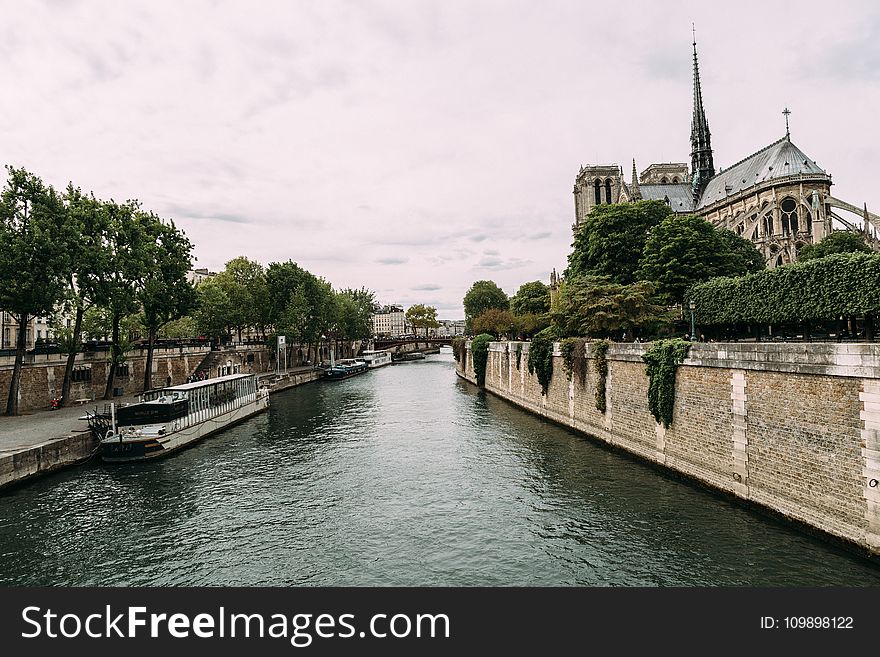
572,40,880,268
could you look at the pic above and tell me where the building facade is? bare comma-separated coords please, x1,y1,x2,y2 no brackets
372,305,407,338
573,40,879,268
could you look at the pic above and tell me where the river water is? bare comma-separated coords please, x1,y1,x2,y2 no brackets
1,353,879,586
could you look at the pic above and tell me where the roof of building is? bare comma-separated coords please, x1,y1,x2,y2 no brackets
639,183,695,212
697,136,827,210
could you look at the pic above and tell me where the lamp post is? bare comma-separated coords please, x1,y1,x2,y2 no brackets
688,300,696,341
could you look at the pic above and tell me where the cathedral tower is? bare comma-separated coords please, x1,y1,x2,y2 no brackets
690,38,714,204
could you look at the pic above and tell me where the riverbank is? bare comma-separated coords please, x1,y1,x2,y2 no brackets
457,340,880,558
0,366,323,491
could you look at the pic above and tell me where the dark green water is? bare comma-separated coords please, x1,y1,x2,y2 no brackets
1,353,879,586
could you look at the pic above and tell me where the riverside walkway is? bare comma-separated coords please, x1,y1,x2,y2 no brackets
0,366,323,490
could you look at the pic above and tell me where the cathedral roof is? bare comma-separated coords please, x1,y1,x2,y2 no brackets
696,136,827,210
639,183,694,212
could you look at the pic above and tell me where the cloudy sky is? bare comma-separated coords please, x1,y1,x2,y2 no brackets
2,0,879,318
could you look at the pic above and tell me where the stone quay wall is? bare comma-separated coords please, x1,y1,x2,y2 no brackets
457,341,880,556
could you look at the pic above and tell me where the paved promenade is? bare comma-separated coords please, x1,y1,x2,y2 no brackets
0,395,139,454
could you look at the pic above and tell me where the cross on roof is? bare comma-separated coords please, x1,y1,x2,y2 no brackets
783,107,791,137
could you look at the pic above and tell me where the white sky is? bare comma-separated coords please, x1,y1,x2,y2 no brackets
2,0,879,318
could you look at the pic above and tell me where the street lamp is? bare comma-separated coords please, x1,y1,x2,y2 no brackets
688,299,696,341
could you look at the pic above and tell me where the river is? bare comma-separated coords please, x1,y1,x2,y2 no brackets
1,353,878,586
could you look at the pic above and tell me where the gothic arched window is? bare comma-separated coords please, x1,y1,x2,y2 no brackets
672,176,680,184
594,179,601,205
605,179,612,204
763,212,774,237
781,197,798,236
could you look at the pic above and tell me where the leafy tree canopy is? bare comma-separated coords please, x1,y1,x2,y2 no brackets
566,200,671,284
552,276,668,339
717,229,766,273
636,214,751,303
798,231,872,262
405,303,440,336
510,280,550,316
463,280,508,331
471,308,515,338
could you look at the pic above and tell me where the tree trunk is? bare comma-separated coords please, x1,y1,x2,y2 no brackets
60,304,84,407
103,313,121,400
143,325,157,392
5,313,28,416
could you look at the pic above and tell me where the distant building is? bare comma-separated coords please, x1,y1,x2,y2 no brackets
436,320,466,337
187,268,217,285
1,310,71,350
372,305,407,337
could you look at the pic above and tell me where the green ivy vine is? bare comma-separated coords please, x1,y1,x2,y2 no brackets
593,339,610,413
471,333,494,387
641,338,691,428
527,329,555,395
561,337,587,386
515,342,522,370
452,336,467,363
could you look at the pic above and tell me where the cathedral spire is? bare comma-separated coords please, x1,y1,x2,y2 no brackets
690,34,715,204
630,159,642,200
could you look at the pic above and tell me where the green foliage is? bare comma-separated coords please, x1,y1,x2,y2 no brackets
158,316,197,339
510,281,550,316
515,342,522,370
471,333,494,387
335,288,376,340
527,327,555,396
687,252,880,326
798,231,872,261
716,230,766,273
593,339,610,413
636,214,753,303
642,339,691,428
405,303,440,337
513,312,550,339
561,337,587,385
472,308,515,338
266,260,336,348
463,280,509,332
552,276,668,339
566,200,671,284
452,336,467,363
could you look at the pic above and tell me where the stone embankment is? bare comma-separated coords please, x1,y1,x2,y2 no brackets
0,362,324,492
457,340,880,557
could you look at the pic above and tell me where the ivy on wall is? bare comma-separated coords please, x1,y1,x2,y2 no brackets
452,336,467,363
593,339,610,413
561,338,587,386
527,330,555,395
687,252,880,326
642,338,691,428
471,333,494,387
515,342,522,370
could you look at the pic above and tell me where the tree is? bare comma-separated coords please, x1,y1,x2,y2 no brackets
512,312,550,339
336,288,375,340
636,214,748,303
212,256,268,341
57,186,106,407
0,167,75,415
194,280,232,341
267,261,336,364
463,280,508,333
551,276,669,339
139,217,196,390
798,231,872,261
405,304,440,338
471,308,515,338
566,200,671,284
510,281,550,316
90,200,154,400
717,229,766,273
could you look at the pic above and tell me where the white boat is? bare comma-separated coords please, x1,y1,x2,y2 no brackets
95,373,269,462
439,345,453,354
361,349,392,368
